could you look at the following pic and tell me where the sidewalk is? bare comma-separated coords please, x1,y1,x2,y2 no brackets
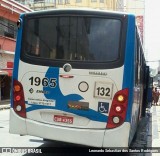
121,104,160,156
0,99,10,110
149,106,160,147
145,106,160,156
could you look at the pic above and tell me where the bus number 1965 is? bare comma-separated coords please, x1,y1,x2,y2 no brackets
29,77,57,88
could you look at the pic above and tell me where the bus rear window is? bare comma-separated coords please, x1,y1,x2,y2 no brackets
23,16,121,62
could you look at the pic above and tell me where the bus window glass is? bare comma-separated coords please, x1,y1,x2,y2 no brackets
24,17,121,62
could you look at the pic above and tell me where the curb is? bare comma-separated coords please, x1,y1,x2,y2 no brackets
0,104,10,111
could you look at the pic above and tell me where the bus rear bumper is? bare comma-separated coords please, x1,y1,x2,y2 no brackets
103,123,130,147
26,120,130,147
10,109,130,147
9,108,27,135
26,118,105,147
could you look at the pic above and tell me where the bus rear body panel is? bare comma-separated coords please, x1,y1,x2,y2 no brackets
16,60,123,129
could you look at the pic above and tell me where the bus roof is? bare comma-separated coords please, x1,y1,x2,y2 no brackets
21,8,133,17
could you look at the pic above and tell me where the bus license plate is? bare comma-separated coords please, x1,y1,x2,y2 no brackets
54,115,73,124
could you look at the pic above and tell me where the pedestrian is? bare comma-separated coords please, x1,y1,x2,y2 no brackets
152,87,159,106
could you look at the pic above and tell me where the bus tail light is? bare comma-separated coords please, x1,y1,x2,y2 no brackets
13,79,26,118
106,88,129,129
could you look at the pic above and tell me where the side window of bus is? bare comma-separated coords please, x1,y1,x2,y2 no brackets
135,27,143,87
140,50,144,85
138,39,141,85
135,30,139,86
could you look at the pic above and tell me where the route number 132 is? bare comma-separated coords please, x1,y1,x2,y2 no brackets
94,82,113,99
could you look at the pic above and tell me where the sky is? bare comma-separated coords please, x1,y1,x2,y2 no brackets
145,0,160,69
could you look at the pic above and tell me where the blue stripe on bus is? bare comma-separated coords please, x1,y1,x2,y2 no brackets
13,15,24,80
26,67,108,122
122,15,135,122
11,15,24,108
26,104,108,122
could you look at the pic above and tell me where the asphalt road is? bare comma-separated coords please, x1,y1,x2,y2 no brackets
0,109,88,156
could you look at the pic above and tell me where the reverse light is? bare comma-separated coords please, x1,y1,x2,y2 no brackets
16,105,22,112
112,116,120,124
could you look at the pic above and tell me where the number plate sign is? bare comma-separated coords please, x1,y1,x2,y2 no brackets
54,115,73,124
94,82,113,99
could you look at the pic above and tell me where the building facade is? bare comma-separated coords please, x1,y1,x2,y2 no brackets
0,0,32,101
124,0,144,15
15,0,121,11
19,0,144,52
124,0,145,43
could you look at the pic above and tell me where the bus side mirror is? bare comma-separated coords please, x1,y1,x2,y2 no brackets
17,19,21,29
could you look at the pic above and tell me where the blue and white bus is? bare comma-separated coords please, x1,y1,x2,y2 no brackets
10,9,148,147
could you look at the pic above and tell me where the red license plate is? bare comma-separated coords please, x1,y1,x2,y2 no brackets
54,115,73,124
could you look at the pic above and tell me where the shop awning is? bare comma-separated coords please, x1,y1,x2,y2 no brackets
0,69,12,76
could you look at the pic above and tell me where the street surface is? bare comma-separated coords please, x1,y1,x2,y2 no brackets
0,109,43,147
0,109,84,156
0,109,43,156
0,106,160,155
